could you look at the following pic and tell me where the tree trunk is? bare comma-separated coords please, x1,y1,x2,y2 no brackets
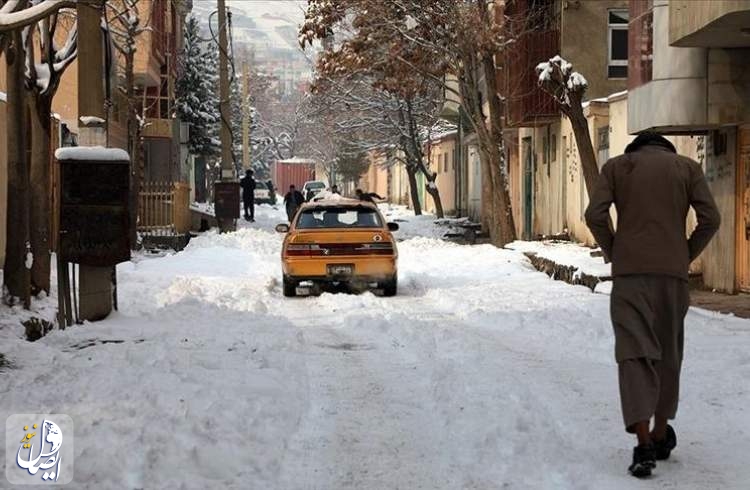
126,51,139,247
405,164,422,215
3,33,31,308
482,49,517,246
28,95,53,294
567,105,599,199
425,178,444,218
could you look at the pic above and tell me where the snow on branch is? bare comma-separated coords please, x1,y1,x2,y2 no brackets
535,55,588,111
0,0,76,32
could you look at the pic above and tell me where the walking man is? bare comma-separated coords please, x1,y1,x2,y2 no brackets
585,132,720,478
283,185,305,222
240,169,256,222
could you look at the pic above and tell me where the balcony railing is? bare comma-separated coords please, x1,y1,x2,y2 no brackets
503,28,560,128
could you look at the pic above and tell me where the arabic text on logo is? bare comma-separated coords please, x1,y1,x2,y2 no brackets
6,414,74,485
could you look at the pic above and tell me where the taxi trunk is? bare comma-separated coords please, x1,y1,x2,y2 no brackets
282,229,397,282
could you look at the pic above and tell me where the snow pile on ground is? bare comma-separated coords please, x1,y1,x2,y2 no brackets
1,203,749,488
507,239,612,278
380,204,465,240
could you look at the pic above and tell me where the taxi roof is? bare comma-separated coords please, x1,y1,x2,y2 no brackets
299,198,378,210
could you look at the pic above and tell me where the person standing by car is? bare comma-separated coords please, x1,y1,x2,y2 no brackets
585,132,720,478
355,188,384,203
240,169,256,222
267,180,276,204
284,185,305,222
331,185,340,195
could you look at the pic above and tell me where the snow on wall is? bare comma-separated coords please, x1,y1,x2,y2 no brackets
55,146,130,162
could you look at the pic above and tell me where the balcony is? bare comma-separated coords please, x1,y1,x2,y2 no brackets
670,0,750,48
503,28,560,128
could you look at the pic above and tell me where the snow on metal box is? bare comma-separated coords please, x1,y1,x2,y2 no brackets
58,159,131,266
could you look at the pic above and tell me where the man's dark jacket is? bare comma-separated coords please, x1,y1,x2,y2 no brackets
240,175,256,200
585,133,721,280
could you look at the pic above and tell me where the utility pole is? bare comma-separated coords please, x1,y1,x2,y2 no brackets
242,59,251,170
214,0,239,232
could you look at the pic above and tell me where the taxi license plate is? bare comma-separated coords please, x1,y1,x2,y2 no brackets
327,264,353,276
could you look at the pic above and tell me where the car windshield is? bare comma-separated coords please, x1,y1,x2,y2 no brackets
306,182,326,190
296,206,383,229
254,182,268,190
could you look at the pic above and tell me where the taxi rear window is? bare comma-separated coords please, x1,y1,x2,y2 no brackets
296,207,383,229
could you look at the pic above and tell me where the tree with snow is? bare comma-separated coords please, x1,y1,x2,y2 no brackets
23,6,78,295
1,0,79,307
300,0,518,244
107,0,152,245
536,56,600,200
176,15,220,159
308,74,445,216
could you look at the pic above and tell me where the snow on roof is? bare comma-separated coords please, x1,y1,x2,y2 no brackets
55,146,130,162
278,157,316,164
607,90,628,102
79,116,106,126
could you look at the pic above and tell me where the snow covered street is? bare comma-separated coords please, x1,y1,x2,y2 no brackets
2,204,750,489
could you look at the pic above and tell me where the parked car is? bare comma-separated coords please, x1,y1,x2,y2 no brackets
254,181,274,204
302,180,327,201
275,198,400,297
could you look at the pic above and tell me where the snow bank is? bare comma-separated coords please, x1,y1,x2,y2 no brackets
506,240,611,278
55,146,130,162
3,199,749,488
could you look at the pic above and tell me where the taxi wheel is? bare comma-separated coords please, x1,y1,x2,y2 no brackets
381,276,397,297
283,276,297,297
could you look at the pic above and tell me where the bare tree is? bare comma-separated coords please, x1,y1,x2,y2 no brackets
24,7,77,294
301,0,518,244
2,0,78,306
106,0,151,245
536,56,599,199
312,77,446,216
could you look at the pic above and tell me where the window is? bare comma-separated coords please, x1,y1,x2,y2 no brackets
608,10,629,79
296,207,383,229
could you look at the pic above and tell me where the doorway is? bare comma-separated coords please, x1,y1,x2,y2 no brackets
522,137,534,240
737,126,750,292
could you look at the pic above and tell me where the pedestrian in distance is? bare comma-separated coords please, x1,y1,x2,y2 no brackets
331,185,340,195
240,169,256,222
284,185,305,222
355,188,384,203
267,180,276,204
585,132,721,478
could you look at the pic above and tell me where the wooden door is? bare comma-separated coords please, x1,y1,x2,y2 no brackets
737,127,750,292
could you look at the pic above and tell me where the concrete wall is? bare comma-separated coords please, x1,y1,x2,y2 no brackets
702,128,738,292
388,161,411,207
360,151,390,202
628,0,708,133
425,136,457,215
707,48,750,126
466,143,482,222
560,0,629,99
670,0,750,47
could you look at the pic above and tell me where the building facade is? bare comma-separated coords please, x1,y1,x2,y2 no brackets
628,0,750,293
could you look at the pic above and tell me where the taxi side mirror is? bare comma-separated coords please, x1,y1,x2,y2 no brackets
275,223,290,233
387,222,399,232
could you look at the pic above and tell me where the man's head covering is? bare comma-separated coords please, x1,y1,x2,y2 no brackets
625,131,677,154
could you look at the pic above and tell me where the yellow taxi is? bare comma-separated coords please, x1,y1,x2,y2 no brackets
275,198,399,297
